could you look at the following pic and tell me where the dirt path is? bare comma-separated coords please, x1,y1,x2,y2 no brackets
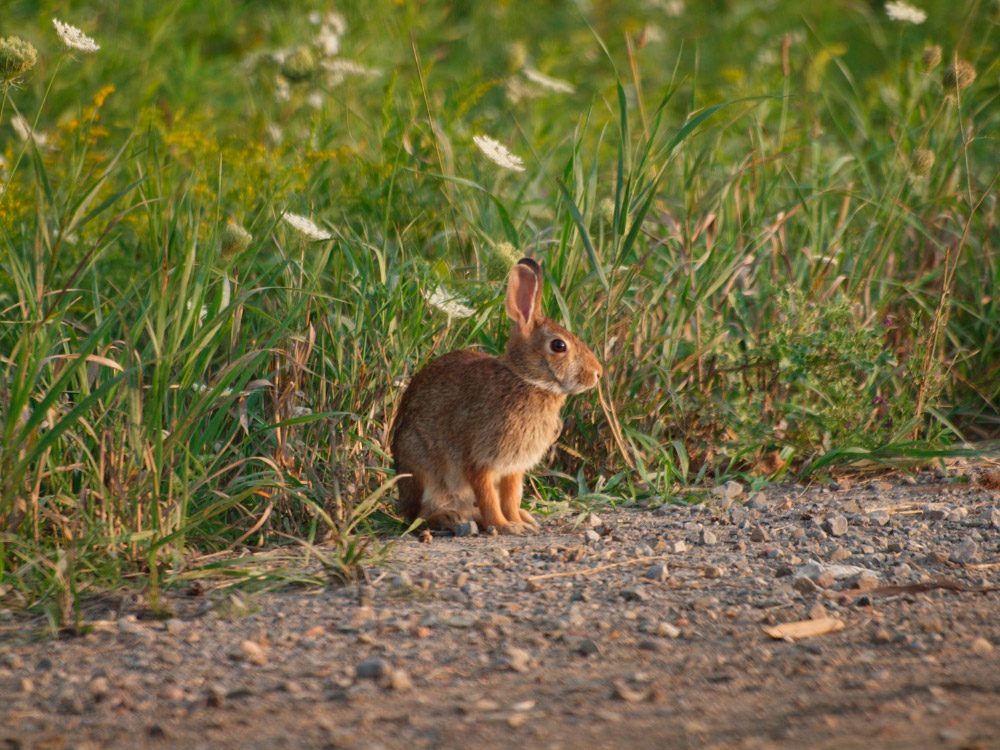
3,465,1000,749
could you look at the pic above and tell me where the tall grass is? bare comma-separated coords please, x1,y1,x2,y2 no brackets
1,0,997,615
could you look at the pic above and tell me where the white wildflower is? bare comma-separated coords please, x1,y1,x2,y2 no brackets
316,12,347,58
472,134,525,172
523,67,575,94
321,58,381,86
316,25,342,58
266,123,283,144
424,287,475,320
282,212,332,241
323,12,347,37
52,18,100,53
664,0,685,16
308,11,322,25
307,91,324,109
885,1,926,24
10,115,47,146
274,75,291,102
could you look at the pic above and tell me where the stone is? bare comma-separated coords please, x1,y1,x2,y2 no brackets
702,565,724,579
971,637,994,656
388,669,412,691
712,481,745,501
983,508,1000,529
749,525,768,543
504,646,532,673
823,514,848,537
454,520,478,537
239,640,268,666
621,587,650,603
793,576,818,594
729,508,748,525
355,657,390,680
575,638,600,656
583,529,601,544
671,540,688,554
644,562,670,582
699,529,718,546
829,546,850,562
948,539,979,564
655,622,681,638
748,492,770,510
868,511,891,527
847,572,880,592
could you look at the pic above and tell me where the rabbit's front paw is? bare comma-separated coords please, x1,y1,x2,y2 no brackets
499,521,539,536
518,509,540,528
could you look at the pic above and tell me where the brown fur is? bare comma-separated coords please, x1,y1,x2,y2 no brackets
390,259,602,535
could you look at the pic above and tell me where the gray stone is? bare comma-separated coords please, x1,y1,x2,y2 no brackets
621,586,650,602
699,529,718,546
575,638,600,656
823,514,848,537
729,508,748,525
983,508,1000,529
583,529,601,544
949,539,979,564
454,520,478,537
868,510,891,527
355,657,390,680
749,525,768,543
643,562,670,582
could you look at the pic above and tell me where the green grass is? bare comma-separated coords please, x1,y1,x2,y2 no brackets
1,0,998,618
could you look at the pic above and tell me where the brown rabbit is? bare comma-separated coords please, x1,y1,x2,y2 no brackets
391,258,602,535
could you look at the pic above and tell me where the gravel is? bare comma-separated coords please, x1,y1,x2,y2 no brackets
1,464,998,750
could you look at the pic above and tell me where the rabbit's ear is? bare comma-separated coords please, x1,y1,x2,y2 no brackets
505,259,543,330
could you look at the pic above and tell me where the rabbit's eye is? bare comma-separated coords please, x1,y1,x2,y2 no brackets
550,338,567,353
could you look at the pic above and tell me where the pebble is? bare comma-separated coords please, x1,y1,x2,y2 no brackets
712,481,744,501
971,638,994,656
748,492,769,510
389,669,413,691
984,508,1000,528
699,529,718,546
621,587,650,603
702,565,724,579
454,520,478,537
583,529,601,544
644,562,670,582
671,540,688,554
868,510,891,527
729,508,748,525
749,525,768,543
575,638,600,656
655,622,681,638
823,515,848,537
948,539,979,564
239,640,268,666
504,646,532,673
355,657,390,680
583,513,604,528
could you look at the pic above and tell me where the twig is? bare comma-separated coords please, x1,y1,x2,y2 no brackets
525,554,663,582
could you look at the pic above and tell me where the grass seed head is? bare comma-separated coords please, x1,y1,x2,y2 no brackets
943,58,976,93
911,148,935,176
921,45,942,72
0,36,37,84
221,222,253,256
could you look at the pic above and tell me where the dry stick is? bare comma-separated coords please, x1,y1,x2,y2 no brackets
526,554,664,582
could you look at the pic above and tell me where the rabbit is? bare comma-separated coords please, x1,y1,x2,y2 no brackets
391,257,602,535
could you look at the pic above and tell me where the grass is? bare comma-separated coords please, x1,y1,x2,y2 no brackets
1,0,998,619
